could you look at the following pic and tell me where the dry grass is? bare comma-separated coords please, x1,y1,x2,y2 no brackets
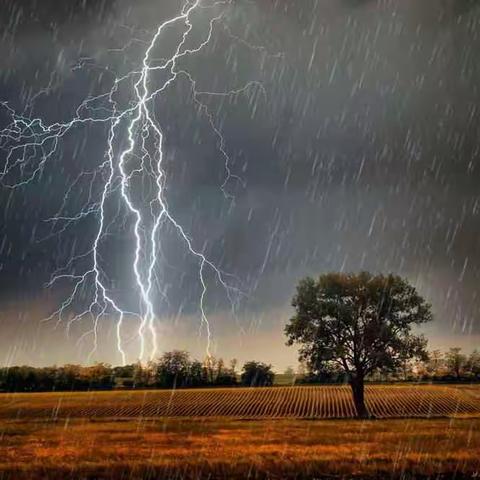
1,386,479,479
0,417,479,479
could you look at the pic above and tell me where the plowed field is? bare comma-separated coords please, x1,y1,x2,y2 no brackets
2,385,480,419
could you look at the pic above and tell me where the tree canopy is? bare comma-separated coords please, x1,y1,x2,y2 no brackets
285,272,432,416
241,361,275,387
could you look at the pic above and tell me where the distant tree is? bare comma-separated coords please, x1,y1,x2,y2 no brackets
0,366,37,392
113,364,136,379
241,361,274,387
467,350,480,379
129,361,150,388
398,358,415,381
412,357,428,379
281,366,296,386
155,351,192,388
425,350,445,378
230,358,238,374
397,336,425,381
56,364,86,390
37,367,56,391
203,356,218,384
189,360,204,386
285,272,432,417
201,356,237,386
215,360,237,386
297,362,346,384
297,360,307,378
81,363,114,389
217,358,225,377
445,347,467,379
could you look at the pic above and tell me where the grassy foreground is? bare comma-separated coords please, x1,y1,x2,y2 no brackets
1,417,480,479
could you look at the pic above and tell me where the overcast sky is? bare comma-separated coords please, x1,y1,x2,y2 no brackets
0,0,479,369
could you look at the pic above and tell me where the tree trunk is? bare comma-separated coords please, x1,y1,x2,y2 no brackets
350,376,369,418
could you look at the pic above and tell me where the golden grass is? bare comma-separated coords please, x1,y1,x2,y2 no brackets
0,417,479,479
1,386,479,478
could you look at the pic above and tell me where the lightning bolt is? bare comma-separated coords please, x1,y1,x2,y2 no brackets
0,0,279,363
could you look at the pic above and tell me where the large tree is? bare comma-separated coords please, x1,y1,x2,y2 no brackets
285,272,432,417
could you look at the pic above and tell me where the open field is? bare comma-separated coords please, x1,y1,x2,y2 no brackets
1,417,479,479
1,384,480,420
1,386,480,478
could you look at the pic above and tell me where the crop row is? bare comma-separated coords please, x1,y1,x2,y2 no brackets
3,386,480,420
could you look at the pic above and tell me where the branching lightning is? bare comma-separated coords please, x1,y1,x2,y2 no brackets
0,0,279,363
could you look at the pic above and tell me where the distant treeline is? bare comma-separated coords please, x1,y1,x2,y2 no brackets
2,347,479,393
0,351,275,393
298,347,480,384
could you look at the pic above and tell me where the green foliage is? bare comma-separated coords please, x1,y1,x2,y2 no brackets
149,352,238,389
445,347,468,379
285,272,432,416
155,351,193,388
425,350,445,378
0,353,238,392
468,350,480,378
0,363,115,392
285,272,432,379
240,361,274,387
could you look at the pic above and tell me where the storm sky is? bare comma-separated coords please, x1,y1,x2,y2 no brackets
0,0,480,369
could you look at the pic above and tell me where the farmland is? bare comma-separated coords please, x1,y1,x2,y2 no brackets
1,417,480,479
1,385,480,479
1,384,480,420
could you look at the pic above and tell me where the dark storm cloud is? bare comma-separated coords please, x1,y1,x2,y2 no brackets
1,0,115,25
1,0,480,365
